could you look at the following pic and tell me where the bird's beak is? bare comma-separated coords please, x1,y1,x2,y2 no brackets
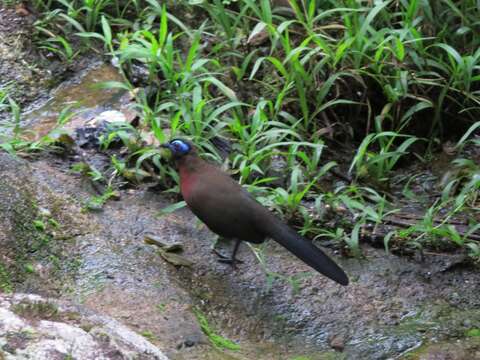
160,143,172,159
160,143,173,153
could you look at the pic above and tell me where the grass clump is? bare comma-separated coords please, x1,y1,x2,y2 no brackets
0,263,13,293
466,328,480,337
193,308,240,351
140,330,157,341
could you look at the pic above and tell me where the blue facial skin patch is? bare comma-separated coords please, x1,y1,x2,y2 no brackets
170,139,191,154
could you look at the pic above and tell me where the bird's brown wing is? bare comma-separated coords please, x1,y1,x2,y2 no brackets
184,165,268,243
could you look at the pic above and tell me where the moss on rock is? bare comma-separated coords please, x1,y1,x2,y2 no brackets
0,154,78,294
0,262,12,293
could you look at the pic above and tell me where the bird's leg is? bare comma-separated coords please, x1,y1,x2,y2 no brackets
212,238,243,265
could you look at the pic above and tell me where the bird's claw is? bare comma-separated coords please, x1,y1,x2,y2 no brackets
217,257,243,264
211,248,229,259
211,249,243,266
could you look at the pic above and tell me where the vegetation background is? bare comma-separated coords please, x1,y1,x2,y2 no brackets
1,0,479,276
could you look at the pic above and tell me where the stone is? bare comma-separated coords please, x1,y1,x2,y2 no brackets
0,293,168,360
329,334,346,352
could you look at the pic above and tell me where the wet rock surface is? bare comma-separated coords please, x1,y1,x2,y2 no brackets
1,61,480,360
22,62,134,140
0,293,167,359
0,154,81,295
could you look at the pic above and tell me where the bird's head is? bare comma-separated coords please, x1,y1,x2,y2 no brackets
161,139,195,160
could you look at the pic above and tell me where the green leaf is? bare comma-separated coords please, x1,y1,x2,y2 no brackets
75,32,105,41
456,121,480,149
394,37,405,61
158,3,168,48
24,264,35,273
193,309,240,351
466,329,480,337
33,220,46,231
157,201,187,217
434,43,463,67
357,1,390,40
101,16,111,45
201,77,237,101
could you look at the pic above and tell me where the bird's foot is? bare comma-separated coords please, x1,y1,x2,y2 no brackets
211,249,243,266
218,257,243,264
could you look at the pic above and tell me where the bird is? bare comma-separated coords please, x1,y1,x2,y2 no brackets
161,139,349,286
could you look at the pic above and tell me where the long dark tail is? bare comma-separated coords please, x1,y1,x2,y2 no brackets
265,217,349,286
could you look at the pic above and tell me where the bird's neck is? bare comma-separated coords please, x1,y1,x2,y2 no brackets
176,154,205,196
176,154,203,175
